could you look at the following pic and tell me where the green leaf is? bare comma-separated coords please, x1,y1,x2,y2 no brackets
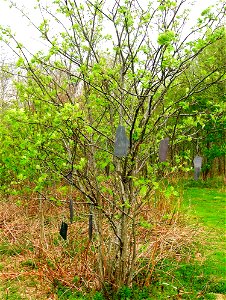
158,30,176,45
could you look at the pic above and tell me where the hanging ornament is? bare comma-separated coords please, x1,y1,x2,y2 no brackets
159,137,169,162
193,155,202,180
60,221,68,240
114,125,129,158
65,171,73,184
105,164,110,176
69,199,74,224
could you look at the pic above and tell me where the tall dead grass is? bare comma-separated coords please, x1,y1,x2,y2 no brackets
0,186,201,298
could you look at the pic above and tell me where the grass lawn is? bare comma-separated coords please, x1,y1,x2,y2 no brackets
147,179,226,300
182,182,226,298
183,187,225,229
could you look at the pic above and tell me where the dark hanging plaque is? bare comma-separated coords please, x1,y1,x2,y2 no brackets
159,137,169,162
193,156,202,181
193,156,202,168
69,199,74,224
105,164,110,176
194,167,201,181
60,221,68,240
114,125,129,158
65,171,73,183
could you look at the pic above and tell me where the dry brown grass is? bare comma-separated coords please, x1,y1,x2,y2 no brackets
0,187,201,299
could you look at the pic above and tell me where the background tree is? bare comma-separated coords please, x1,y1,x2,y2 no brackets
167,33,226,176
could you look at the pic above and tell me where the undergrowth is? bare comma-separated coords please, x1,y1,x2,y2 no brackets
0,178,225,299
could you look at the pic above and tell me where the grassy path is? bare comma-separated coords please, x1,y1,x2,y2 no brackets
183,188,225,229
183,186,226,297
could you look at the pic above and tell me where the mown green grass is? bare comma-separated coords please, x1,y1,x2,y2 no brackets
181,182,226,297
183,187,225,229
